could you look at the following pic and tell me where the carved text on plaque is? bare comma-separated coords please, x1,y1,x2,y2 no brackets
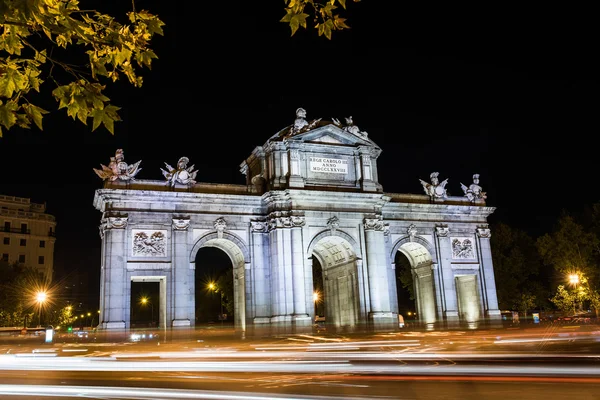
309,157,348,174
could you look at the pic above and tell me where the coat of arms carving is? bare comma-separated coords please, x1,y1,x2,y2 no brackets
133,230,166,257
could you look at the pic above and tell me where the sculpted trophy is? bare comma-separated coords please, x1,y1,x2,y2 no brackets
94,149,142,182
419,172,448,200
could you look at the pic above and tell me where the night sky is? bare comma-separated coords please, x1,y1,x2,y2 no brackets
0,2,596,309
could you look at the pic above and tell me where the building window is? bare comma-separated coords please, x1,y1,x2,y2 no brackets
20,223,28,233
20,238,26,246
18,254,25,263
3,237,8,245
1,254,8,262
3,222,10,232
39,240,45,248
38,255,45,265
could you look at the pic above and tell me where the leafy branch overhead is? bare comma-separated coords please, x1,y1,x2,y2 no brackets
0,0,164,136
281,0,358,40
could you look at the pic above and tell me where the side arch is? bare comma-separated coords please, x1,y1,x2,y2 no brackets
306,229,362,259
189,231,250,264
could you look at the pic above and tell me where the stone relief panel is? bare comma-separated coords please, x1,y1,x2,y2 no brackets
132,229,168,257
451,237,476,259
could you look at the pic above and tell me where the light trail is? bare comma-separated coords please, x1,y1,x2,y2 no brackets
0,384,372,399
1,354,600,377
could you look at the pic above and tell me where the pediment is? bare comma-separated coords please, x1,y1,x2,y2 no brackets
288,124,379,148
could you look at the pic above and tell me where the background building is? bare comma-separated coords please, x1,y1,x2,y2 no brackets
0,195,56,282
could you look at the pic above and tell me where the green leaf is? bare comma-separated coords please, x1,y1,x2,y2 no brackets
91,104,121,134
0,101,19,130
289,13,309,36
136,50,158,68
22,104,49,130
334,16,350,29
0,65,25,98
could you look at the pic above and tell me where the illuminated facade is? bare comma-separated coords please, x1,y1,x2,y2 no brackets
0,195,56,281
93,112,500,332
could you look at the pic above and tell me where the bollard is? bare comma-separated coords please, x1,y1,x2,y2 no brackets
45,325,54,343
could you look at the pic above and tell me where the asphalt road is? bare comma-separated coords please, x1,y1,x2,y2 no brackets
1,323,599,399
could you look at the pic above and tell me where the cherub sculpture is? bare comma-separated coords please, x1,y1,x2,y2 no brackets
419,172,448,200
461,174,487,202
94,149,142,182
161,156,198,187
289,107,321,136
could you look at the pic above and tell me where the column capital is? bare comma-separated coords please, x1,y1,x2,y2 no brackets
364,215,384,231
172,217,190,231
477,226,491,238
105,216,128,230
291,215,305,227
435,225,450,237
250,220,268,233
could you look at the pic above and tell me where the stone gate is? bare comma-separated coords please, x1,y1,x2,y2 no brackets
93,109,501,333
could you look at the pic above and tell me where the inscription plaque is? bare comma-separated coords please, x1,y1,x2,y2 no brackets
309,157,348,174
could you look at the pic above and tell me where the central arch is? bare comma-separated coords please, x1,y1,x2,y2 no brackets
310,234,360,330
190,232,249,331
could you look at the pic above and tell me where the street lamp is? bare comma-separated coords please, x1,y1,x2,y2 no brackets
568,272,589,314
208,282,224,326
140,296,154,327
36,291,47,327
313,291,319,319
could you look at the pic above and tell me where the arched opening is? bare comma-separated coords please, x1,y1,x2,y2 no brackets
194,247,232,325
311,235,359,330
393,252,415,323
192,236,247,331
395,242,436,325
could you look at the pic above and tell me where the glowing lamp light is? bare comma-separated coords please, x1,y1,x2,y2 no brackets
36,291,47,304
569,274,580,286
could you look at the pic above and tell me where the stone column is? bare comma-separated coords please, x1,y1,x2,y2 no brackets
99,216,128,330
363,216,394,327
172,218,192,327
431,262,443,319
435,226,459,323
291,216,310,324
98,222,107,329
476,227,501,318
268,215,290,323
251,221,270,323
384,226,398,315
288,149,305,188
359,147,377,192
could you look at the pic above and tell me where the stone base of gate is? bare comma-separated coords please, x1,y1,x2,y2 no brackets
246,315,313,336
443,311,461,329
485,309,503,328
368,311,396,330
100,321,125,330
